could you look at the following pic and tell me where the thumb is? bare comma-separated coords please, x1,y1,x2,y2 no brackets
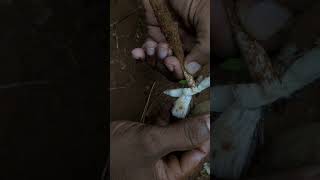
154,114,210,158
184,27,210,75
184,0,210,75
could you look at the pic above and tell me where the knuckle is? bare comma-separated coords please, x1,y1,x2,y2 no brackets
141,128,161,155
184,118,209,146
198,41,210,54
183,121,199,147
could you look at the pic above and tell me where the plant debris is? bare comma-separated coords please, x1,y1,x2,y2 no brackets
140,81,157,123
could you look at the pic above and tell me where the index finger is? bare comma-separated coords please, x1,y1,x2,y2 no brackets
183,141,210,176
143,0,167,42
143,0,159,26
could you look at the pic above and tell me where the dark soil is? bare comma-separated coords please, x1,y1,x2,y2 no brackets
110,0,168,121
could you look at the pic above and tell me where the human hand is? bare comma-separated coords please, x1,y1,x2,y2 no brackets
213,0,293,58
110,114,210,180
132,0,210,80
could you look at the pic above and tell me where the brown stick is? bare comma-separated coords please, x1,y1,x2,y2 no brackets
140,81,157,123
225,4,279,84
149,0,196,87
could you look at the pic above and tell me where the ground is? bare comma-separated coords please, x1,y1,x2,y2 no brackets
110,0,320,179
110,1,209,179
110,0,163,121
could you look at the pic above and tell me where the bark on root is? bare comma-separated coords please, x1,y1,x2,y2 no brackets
225,3,279,84
149,0,196,87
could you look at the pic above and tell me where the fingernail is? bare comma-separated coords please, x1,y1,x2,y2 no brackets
143,40,157,48
146,47,155,56
168,49,173,56
131,48,145,60
143,40,157,56
158,47,168,59
185,62,201,74
167,64,174,72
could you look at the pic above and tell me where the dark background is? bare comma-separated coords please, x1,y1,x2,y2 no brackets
0,0,108,179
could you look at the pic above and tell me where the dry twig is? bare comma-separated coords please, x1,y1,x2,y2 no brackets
140,81,157,123
110,6,142,29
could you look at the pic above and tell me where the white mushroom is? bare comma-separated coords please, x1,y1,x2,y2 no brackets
171,95,192,118
165,77,211,118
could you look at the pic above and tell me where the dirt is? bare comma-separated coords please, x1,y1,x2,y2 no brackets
110,1,210,179
110,0,164,121
109,0,198,122
110,0,320,179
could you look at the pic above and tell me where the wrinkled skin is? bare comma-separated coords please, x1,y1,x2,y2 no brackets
119,0,320,179
132,0,320,74
110,114,210,180
132,0,210,79
115,1,210,180
132,0,295,78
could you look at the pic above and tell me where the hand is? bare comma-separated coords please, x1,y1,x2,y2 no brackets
132,0,210,80
213,0,293,58
110,114,210,180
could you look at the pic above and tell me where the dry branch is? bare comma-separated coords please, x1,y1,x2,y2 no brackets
226,5,279,84
149,0,196,87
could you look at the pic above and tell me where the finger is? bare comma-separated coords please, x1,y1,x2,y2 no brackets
184,35,210,75
143,0,197,52
131,48,146,60
167,0,194,28
179,28,197,52
185,61,202,75
164,56,184,79
174,140,210,177
179,148,208,176
147,25,166,43
185,0,210,74
143,0,167,42
156,114,210,157
143,0,159,26
168,49,173,56
198,139,210,156
166,154,181,174
157,42,171,60
142,39,158,56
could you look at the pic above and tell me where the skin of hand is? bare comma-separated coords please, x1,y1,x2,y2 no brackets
110,114,210,180
213,0,295,58
132,0,210,80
